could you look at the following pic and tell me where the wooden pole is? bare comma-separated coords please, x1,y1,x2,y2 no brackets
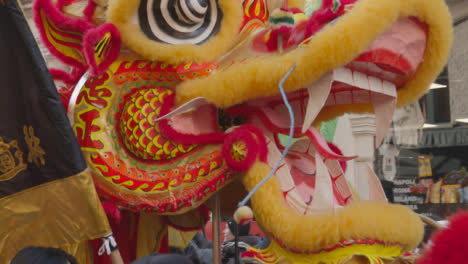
212,193,222,264
420,214,443,230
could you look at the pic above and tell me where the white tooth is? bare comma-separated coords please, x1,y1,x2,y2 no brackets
371,93,396,148
264,130,295,191
368,76,383,93
308,153,335,212
259,120,310,214
333,68,354,84
352,71,369,90
325,159,353,203
302,73,333,133
383,81,397,97
366,164,387,201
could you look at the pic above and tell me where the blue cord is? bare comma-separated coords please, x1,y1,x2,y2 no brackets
238,64,297,207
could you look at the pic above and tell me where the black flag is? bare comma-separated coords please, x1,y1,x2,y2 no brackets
0,0,110,261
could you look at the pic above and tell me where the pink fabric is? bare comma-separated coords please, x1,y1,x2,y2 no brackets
356,18,427,74
169,105,220,135
158,94,226,144
289,158,316,204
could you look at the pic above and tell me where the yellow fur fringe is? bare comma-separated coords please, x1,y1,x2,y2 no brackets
255,239,402,264
176,0,452,121
242,161,424,253
107,0,243,64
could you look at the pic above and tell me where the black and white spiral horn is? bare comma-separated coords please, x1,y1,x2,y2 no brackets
138,0,223,45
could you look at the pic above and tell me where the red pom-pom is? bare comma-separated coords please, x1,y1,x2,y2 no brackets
223,128,259,172
417,211,468,264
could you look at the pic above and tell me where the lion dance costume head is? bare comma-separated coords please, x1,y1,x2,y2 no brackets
33,0,452,263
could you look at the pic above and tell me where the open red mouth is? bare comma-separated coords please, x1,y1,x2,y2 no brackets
221,17,426,215
165,14,427,216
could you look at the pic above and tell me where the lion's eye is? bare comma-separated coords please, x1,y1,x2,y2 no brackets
138,0,223,45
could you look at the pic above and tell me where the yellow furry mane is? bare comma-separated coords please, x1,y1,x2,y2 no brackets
176,0,452,124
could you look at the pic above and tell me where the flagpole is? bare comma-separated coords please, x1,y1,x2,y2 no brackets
212,193,222,264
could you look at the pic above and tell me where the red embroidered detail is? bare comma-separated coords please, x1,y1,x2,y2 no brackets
75,109,104,149
112,60,217,85
92,154,232,213
240,0,269,33
77,73,112,108
91,151,223,192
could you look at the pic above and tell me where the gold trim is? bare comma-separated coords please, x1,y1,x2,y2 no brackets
24,125,46,167
0,137,27,181
0,170,111,263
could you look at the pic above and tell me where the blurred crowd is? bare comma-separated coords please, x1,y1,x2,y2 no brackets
10,219,266,264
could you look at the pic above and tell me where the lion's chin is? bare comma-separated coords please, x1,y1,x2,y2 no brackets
241,159,423,263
